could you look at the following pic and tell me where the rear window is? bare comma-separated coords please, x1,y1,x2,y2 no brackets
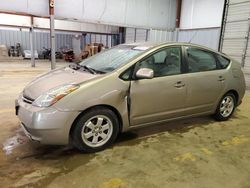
216,55,230,69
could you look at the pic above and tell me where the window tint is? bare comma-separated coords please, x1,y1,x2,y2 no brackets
187,47,217,72
216,55,230,69
137,47,181,77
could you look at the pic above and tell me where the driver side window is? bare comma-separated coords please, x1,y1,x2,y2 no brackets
137,47,182,78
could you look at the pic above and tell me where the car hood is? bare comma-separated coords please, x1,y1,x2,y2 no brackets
23,67,100,99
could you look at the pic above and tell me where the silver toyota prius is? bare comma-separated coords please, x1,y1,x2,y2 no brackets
16,42,246,152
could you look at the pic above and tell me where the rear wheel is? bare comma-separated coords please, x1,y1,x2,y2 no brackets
72,107,119,152
214,92,236,121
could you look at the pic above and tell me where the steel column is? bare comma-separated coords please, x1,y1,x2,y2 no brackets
134,28,137,42
30,16,35,67
49,0,56,69
146,29,149,41
242,18,250,67
219,0,229,52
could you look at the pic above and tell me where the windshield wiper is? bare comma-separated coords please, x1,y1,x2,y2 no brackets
69,63,105,74
82,65,96,74
91,68,106,74
82,65,106,74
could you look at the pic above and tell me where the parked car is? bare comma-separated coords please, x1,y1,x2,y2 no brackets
23,50,39,59
15,42,246,152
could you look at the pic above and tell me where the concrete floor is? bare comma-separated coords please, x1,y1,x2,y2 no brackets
0,61,250,188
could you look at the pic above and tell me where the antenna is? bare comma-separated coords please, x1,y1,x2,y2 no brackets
188,30,198,43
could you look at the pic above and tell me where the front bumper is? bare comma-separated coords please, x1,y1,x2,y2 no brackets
16,95,80,145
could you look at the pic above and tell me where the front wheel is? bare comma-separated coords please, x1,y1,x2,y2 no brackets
214,93,236,121
71,107,119,153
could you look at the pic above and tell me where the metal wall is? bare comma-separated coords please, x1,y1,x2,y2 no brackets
88,33,114,48
149,29,176,43
125,28,136,43
180,0,224,29
146,28,220,50
220,0,250,68
178,28,221,50
0,28,74,52
0,28,30,50
0,13,119,34
125,28,149,43
0,0,177,30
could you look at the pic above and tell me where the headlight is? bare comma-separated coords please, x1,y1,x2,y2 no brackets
32,84,79,107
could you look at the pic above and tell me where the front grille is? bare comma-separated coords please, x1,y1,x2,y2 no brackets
22,95,34,104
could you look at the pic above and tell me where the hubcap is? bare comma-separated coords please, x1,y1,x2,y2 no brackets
220,96,234,117
81,115,113,147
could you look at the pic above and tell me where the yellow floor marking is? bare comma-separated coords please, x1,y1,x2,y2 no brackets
0,109,15,114
174,152,196,162
99,178,125,188
200,148,213,155
222,135,249,146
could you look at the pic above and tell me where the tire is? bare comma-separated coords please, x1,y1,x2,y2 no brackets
71,107,120,153
214,92,236,121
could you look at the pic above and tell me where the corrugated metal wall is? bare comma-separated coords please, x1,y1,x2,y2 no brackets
88,33,116,48
136,29,148,42
149,29,176,43
125,28,149,43
146,28,220,50
0,28,74,52
0,28,120,54
220,0,250,67
0,0,177,30
125,28,136,43
178,28,221,50
0,29,30,50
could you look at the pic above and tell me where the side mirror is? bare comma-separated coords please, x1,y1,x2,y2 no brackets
136,68,154,79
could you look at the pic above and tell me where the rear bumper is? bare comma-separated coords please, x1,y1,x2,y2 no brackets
16,95,80,145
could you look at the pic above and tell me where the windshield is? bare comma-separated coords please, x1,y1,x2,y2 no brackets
79,45,145,73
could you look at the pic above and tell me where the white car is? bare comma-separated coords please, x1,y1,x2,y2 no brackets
23,50,38,59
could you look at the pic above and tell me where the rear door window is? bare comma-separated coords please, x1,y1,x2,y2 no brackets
186,47,217,72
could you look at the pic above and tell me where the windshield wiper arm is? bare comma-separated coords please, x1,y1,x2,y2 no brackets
82,65,96,74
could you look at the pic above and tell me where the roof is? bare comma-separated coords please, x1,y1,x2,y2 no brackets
120,42,226,57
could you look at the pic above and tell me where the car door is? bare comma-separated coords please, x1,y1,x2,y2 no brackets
183,46,226,114
129,46,188,126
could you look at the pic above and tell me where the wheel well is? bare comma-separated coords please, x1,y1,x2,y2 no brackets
226,90,239,103
69,105,123,140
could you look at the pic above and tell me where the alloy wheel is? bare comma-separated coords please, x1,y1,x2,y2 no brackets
81,115,113,147
220,96,234,117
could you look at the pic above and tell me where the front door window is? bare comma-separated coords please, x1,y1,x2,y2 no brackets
137,47,182,77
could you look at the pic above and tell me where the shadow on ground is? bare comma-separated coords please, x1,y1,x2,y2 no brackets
5,114,216,160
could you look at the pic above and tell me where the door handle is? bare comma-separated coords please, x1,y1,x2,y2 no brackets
218,76,225,81
174,81,185,88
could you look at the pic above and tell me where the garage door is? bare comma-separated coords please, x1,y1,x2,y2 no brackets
220,0,250,68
